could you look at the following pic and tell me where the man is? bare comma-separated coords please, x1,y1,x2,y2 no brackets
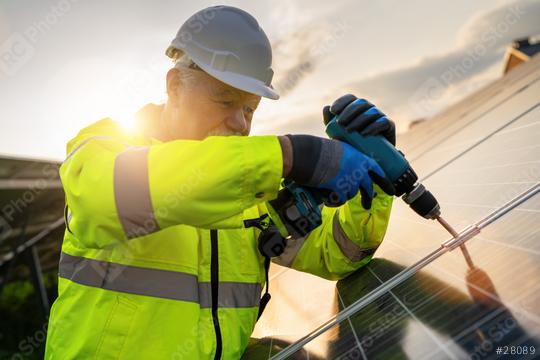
45,5,397,359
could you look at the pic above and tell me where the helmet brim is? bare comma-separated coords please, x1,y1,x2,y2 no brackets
166,45,280,100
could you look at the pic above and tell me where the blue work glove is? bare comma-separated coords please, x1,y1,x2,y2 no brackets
323,94,396,146
285,135,395,209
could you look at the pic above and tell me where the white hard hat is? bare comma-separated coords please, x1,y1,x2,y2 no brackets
166,5,279,100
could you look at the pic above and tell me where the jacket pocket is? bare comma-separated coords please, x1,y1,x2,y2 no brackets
95,296,138,359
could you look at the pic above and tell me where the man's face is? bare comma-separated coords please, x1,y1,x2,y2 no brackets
167,68,261,140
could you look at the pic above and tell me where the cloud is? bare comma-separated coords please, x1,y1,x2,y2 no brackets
344,0,540,126
252,2,353,136
256,0,540,136
268,1,352,98
270,27,321,98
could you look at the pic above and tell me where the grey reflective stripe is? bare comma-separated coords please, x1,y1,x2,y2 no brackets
114,147,160,239
271,234,307,268
64,136,115,162
332,210,377,262
59,252,199,303
199,282,261,308
58,252,261,308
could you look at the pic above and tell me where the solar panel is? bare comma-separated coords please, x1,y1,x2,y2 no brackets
274,192,539,359
0,155,64,341
381,98,540,261
400,57,540,162
247,55,540,359
0,156,64,274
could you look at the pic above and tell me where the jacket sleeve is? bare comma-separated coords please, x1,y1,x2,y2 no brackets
271,185,393,280
61,122,283,246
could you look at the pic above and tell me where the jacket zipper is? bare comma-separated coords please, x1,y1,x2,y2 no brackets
210,229,222,360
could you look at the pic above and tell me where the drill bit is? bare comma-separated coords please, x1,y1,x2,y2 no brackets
435,215,475,269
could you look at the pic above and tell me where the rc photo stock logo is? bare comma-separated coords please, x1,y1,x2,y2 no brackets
0,33,35,77
0,0,79,77
408,76,447,117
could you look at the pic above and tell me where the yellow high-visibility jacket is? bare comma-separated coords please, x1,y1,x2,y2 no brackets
45,113,393,359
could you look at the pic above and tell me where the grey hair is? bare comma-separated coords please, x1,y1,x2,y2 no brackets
172,52,199,88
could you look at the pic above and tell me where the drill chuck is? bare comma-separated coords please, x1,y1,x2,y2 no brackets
402,183,441,219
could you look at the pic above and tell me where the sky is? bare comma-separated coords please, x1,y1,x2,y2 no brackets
0,0,539,160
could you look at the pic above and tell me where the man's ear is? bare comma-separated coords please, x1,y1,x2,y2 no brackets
166,68,182,106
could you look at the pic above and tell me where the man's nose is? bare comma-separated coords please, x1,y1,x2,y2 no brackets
224,109,248,135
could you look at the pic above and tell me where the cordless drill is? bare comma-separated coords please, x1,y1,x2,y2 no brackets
258,111,448,259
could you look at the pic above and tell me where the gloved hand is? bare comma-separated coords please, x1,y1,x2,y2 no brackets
284,134,395,209
323,94,396,146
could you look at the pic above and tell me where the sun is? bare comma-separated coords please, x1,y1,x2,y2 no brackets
110,108,138,131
